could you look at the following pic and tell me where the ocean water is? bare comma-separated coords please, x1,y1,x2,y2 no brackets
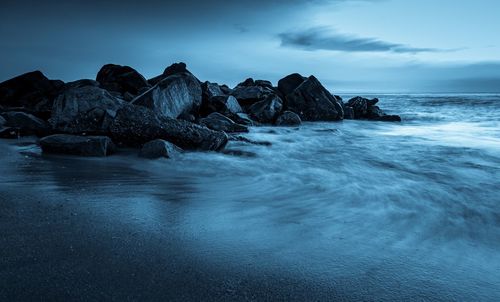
1,94,500,301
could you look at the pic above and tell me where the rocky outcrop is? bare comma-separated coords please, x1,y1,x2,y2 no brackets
148,62,192,86
346,97,401,122
277,73,306,97
199,112,248,133
39,134,115,156
0,71,64,119
247,94,283,124
132,72,202,119
139,139,181,159
50,85,125,134
200,95,243,118
109,104,227,151
96,64,150,100
283,75,343,121
1,111,51,136
275,111,302,126
202,81,224,102
231,85,274,108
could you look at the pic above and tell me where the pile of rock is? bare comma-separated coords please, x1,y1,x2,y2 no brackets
0,62,401,158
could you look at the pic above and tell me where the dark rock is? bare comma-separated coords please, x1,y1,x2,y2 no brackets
254,80,274,89
236,78,255,87
202,81,224,103
64,79,100,89
1,111,50,136
231,85,273,107
50,85,125,134
0,71,64,118
178,113,196,123
221,149,257,157
376,115,402,122
139,139,181,159
285,76,343,121
201,95,243,117
343,106,355,119
346,97,400,121
334,95,343,102
109,104,228,151
133,72,202,119
277,73,306,97
148,62,191,86
39,134,115,156
96,64,150,98
228,135,272,146
233,113,254,126
247,94,283,124
275,111,302,126
0,115,5,127
219,84,233,95
199,112,248,133
0,127,21,138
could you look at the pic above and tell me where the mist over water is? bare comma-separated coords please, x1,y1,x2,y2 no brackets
1,94,500,300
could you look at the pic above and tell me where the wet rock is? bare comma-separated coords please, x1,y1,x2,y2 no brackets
254,80,274,89
233,113,254,126
199,112,248,133
277,73,306,97
201,95,243,117
50,85,125,134
0,115,5,127
285,76,343,121
347,96,400,122
96,64,150,98
248,94,283,124
376,115,402,122
343,106,355,119
219,84,233,95
64,79,100,89
148,62,191,86
228,135,272,146
139,139,181,159
202,81,224,103
231,85,273,107
0,70,64,118
133,72,202,119
1,111,51,136
109,104,228,151
0,127,21,138
39,134,115,156
221,149,257,157
275,111,301,126
236,78,255,87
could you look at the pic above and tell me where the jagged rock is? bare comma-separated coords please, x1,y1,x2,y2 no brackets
346,96,400,121
139,139,181,159
219,84,233,95
248,94,283,124
377,115,402,122
236,78,255,87
254,80,274,89
96,64,150,99
233,113,254,126
1,111,50,136
343,106,355,120
39,134,115,156
133,72,202,119
199,112,248,133
201,95,243,117
0,71,64,119
202,81,224,102
50,85,125,134
64,79,100,89
148,62,191,86
277,73,306,97
221,149,257,157
228,135,272,146
231,85,273,107
109,104,228,151
275,111,301,126
285,75,343,121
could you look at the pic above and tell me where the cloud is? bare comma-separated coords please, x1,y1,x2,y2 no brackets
278,27,440,53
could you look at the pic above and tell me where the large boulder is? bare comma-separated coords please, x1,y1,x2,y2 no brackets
199,112,248,133
346,96,401,122
201,81,224,102
0,71,64,118
132,72,202,119
148,62,192,86
230,85,274,108
1,111,51,136
200,95,243,118
247,94,283,124
109,104,228,151
284,75,343,121
50,85,125,134
277,73,306,97
96,64,150,100
39,134,115,156
139,139,181,159
275,111,302,126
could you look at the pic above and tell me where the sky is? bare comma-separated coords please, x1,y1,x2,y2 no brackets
1,0,500,93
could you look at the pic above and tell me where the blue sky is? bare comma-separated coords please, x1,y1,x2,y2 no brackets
1,0,500,92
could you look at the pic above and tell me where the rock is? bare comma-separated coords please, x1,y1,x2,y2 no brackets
275,111,302,126
96,64,150,98
254,80,274,89
219,84,233,95
139,139,181,159
236,78,255,87
343,106,355,120
50,85,125,134
346,97,400,121
0,70,64,118
285,76,343,121
228,135,272,146
377,115,402,122
233,113,254,126
0,115,5,127
1,111,51,136
109,104,228,151
39,134,115,156
221,149,257,157
199,112,248,133
148,62,191,86
277,73,306,97
231,85,273,107
64,79,100,89
202,81,224,103
0,127,21,138
132,72,202,119
201,95,243,117
247,94,283,124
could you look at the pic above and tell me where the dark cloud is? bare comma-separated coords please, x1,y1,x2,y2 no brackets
279,27,440,53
